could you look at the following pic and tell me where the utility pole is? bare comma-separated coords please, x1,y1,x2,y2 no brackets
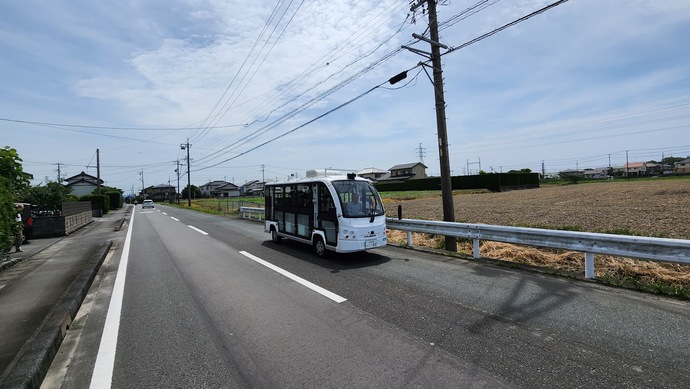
406,0,456,251
626,150,630,180
53,163,62,183
541,161,545,179
175,160,181,204
139,169,145,199
181,139,191,206
96,148,101,195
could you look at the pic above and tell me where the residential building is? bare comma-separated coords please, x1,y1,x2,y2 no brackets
357,167,387,181
240,180,269,196
200,180,231,197
582,167,613,179
63,171,104,197
216,182,240,198
377,162,428,183
624,162,647,177
143,184,176,202
674,158,690,174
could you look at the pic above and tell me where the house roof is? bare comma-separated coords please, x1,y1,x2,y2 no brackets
201,180,230,188
358,167,387,175
624,162,646,169
146,184,176,190
217,183,239,190
389,162,427,171
64,171,102,183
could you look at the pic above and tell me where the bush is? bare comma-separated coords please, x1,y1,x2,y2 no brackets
79,194,110,214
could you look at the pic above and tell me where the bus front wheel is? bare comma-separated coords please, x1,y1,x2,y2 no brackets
271,229,282,243
313,236,327,258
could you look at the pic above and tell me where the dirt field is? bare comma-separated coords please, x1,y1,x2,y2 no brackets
383,178,690,297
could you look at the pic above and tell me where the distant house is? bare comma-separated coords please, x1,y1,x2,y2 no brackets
240,180,260,195
240,180,269,196
559,169,581,179
144,184,176,202
674,158,690,174
200,180,231,197
624,162,647,177
357,167,387,181
63,171,104,197
583,167,613,179
216,182,240,198
378,163,428,183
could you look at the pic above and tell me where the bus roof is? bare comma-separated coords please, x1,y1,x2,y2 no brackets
265,174,373,186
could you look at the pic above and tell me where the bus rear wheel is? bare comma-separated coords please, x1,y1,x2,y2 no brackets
271,229,282,243
313,236,327,258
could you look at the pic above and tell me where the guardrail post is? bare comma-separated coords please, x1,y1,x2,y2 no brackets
406,231,412,247
473,239,480,259
585,252,595,279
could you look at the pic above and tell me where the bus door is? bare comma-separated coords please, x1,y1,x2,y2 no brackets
316,183,337,246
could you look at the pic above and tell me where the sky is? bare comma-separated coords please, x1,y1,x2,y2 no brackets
1,0,689,196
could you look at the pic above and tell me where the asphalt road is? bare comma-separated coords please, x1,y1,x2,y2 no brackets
42,204,690,388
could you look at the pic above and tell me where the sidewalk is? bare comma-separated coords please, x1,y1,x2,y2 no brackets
0,206,130,389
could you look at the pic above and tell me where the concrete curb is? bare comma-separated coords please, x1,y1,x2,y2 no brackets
0,256,22,272
0,240,113,389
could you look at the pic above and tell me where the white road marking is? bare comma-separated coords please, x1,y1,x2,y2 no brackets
239,251,347,304
170,217,180,222
162,212,167,215
89,206,135,388
188,225,209,235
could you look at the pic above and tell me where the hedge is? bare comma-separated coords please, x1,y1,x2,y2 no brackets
374,173,539,192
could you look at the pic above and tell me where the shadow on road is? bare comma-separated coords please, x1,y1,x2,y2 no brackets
259,239,390,271
465,263,579,335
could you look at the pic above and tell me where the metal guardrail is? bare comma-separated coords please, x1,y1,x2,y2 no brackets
387,218,690,278
233,207,690,279
239,207,265,221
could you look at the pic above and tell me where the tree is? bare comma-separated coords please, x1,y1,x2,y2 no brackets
0,146,29,196
25,181,74,212
0,147,29,249
0,177,16,250
181,185,201,201
661,156,685,166
508,168,532,174
95,185,124,209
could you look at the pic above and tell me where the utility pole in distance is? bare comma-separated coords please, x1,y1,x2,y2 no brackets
406,0,456,252
53,163,62,183
175,160,181,204
181,139,191,206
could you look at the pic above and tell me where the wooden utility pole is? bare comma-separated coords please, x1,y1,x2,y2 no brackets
96,148,101,195
176,160,181,204
408,0,457,252
181,140,191,206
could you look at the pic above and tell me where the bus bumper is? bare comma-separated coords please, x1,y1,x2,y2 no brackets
335,236,388,253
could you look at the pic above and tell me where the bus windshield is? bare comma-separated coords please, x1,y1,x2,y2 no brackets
332,180,385,218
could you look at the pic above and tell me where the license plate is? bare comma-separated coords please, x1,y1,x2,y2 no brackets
366,240,377,248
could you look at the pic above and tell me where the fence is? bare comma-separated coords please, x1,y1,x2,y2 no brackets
239,207,265,221
231,206,690,279
217,200,263,214
387,218,690,279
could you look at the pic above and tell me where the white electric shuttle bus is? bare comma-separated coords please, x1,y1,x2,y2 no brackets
264,173,386,257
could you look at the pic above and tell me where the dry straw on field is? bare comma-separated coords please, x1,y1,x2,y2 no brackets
384,179,690,296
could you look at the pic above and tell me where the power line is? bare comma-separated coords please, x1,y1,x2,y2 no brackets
194,81,387,172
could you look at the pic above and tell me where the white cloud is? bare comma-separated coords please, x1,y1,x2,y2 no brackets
1,0,689,190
